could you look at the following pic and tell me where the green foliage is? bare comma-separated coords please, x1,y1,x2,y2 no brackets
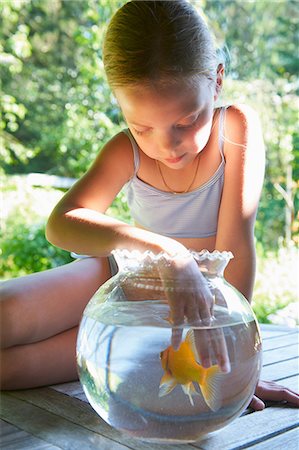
0,219,72,278
252,243,298,324
0,176,72,278
0,175,131,279
0,0,124,177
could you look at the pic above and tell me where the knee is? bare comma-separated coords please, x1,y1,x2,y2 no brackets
0,281,31,349
0,348,25,390
1,347,17,390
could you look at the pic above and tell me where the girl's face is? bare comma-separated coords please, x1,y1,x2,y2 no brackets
114,77,218,169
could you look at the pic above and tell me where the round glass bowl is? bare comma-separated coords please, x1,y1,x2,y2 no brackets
77,250,262,443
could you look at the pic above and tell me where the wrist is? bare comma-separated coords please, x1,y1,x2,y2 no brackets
152,235,190,258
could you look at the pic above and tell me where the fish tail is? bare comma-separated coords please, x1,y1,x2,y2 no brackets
199,365,224,412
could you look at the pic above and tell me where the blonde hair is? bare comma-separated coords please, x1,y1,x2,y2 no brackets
103,0,218,88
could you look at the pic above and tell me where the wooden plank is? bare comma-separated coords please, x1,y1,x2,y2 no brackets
6,388,198,450
260,324,298,335
261,357,299,381
50,381,89,403
262,343,298,365
50,381,84,397
262,332,298,351
193,403,299,449
0,392,131,450
248,426,299,449
8,377,299,450
0,419,60,450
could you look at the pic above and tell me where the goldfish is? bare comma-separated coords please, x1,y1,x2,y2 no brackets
159,329,224,410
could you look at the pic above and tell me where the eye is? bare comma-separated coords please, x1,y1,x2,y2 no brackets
134,129,146,136
176,113,200,129
132,127,152,136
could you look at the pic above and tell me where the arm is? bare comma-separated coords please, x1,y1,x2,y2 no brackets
46,132,186,257
215,108,299,409
215,104,265,301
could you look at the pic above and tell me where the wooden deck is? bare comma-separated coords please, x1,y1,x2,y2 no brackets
1,324,298,449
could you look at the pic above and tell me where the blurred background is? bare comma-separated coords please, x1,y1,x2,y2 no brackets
0,0,298,325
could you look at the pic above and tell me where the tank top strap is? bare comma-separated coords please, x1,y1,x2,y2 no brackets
123,128,140,175
218,106,228,160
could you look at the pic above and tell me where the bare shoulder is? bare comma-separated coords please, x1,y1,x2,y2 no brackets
98,131,134,170
224,104,263,148
224,104,264,156
227,103,260,118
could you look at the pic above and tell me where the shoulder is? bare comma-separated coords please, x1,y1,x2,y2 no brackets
101,129,134,159
94,129,135,177
226,103,261,121
224,104,263,143
222,104,264,159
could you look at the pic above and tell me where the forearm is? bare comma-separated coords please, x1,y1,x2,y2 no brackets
223,248,256,302
46,207,186,257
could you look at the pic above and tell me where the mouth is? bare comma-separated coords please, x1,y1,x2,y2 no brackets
165,154,185,164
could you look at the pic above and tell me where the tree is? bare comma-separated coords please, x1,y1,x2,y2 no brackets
0,0,124,177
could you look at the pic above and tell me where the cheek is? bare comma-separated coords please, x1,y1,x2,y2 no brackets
187,126,211,152
193,114,214,149
131,135,158,158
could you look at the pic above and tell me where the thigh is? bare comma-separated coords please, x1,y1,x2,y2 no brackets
0,257,111,347
1,326,79,390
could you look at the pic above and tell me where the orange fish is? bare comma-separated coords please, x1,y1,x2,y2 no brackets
159,329,224,410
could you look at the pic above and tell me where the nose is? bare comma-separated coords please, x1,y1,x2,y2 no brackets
158,130,181,156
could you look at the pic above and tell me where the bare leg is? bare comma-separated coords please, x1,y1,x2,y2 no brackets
0,257,111,389
1,327,79,389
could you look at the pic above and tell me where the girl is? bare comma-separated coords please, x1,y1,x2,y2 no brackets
1,0,298,410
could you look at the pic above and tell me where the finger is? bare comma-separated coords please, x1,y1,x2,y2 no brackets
197,299,212,324
171,327,183,350
193,329,212,368
213,287,227,308
165,292,185,327
184,300,201,326
210,294,215,316
210,328,231,373
196,289,214,324
249,395,265,411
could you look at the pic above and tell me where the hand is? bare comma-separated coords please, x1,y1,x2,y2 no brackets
158,253,230,372
158,253,213,327
192,327,231,373
250,380,299,411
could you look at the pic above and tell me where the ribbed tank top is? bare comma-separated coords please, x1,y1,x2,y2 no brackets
123,106,227,239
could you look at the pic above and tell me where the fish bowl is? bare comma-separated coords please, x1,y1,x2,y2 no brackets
76,249,262,444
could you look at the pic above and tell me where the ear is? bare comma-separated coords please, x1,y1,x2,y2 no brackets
214,64,224,101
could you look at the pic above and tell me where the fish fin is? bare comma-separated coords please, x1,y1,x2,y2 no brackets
185,329,200,361
200,365,225,412
181,382,200,406
159,372,177,398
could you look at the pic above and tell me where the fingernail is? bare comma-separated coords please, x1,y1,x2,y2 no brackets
202,318,211,327
202,358,211,368
221,361,231,373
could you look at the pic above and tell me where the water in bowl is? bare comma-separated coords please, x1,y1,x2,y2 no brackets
77,300,261,443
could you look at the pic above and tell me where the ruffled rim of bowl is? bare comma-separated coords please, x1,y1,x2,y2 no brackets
112,248,234,263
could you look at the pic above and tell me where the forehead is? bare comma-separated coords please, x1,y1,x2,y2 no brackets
114,78,213,124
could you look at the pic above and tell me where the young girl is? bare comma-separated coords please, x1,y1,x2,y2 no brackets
1,0,298,410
